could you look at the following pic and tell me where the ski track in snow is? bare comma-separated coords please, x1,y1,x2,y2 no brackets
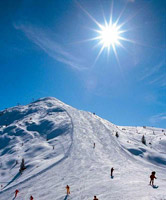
0,97,166,200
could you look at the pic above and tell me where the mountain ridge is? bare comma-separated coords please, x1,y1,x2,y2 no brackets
0,97,166,199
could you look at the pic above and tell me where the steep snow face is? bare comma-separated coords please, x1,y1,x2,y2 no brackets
0,97,166,200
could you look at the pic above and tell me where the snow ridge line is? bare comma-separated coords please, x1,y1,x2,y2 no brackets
0,106,74,194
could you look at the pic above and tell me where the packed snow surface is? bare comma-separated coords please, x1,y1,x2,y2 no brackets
0,97,166,200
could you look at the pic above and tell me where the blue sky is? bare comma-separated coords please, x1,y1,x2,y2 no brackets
0,0,166,128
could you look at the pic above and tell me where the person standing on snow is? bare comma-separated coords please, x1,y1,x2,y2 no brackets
93,143,95,149
19,158,26,174
93,195,99,200
66,185,70,195
14,189,19,198
30,195,34,200
150,171,157,186
111,167,114,177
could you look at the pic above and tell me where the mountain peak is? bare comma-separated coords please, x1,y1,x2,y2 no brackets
0,97,166,199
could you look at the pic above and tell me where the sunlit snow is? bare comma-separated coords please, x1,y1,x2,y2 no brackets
0,97,166,199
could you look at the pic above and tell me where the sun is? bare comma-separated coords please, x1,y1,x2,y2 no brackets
76,1,135,64
91,19,126,62
98,23,121,48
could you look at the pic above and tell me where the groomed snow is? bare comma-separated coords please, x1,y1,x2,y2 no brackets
0,97,166,200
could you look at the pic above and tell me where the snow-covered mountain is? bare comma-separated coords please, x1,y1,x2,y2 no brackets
0,97,166,200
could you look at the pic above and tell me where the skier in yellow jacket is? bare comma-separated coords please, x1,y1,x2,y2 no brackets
66,185,70,195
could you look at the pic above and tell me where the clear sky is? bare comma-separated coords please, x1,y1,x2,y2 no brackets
0,0,165,128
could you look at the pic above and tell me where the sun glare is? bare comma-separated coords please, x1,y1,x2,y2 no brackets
99,23,120,47
91,19,126,63
77,1,135,64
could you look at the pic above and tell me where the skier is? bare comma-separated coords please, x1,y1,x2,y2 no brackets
93,196,99,200
30,195,34,200
115,132,119,138
111,167,114,177
19,158,26,174
66,185,70,195
15,189,19,198
93,143,95,149
150,171,157,186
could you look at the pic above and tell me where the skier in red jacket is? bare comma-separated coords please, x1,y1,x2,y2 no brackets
15,189,19,198
93,196,99,200
30,195,34,200
150,171,157,186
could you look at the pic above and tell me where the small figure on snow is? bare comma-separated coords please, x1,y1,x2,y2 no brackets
141,135,146,145
93,195,99,200
19,158,26,174
149,171,157,186
93,143,95,149
111,167,114,177
15,189,19,198
30,195,34,200
66,185,70,195
115,132,119,138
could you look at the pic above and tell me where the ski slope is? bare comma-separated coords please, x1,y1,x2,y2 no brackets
0,97,166,200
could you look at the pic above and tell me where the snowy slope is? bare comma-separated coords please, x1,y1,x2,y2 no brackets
0,97,166,200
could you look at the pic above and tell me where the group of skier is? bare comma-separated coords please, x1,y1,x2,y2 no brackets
59,142,157,199
13,163,157,199
13,141,157,200
13,140,157,200
64,167,114,199
10,160,157,200
65,170,157,199
65,156,157,199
